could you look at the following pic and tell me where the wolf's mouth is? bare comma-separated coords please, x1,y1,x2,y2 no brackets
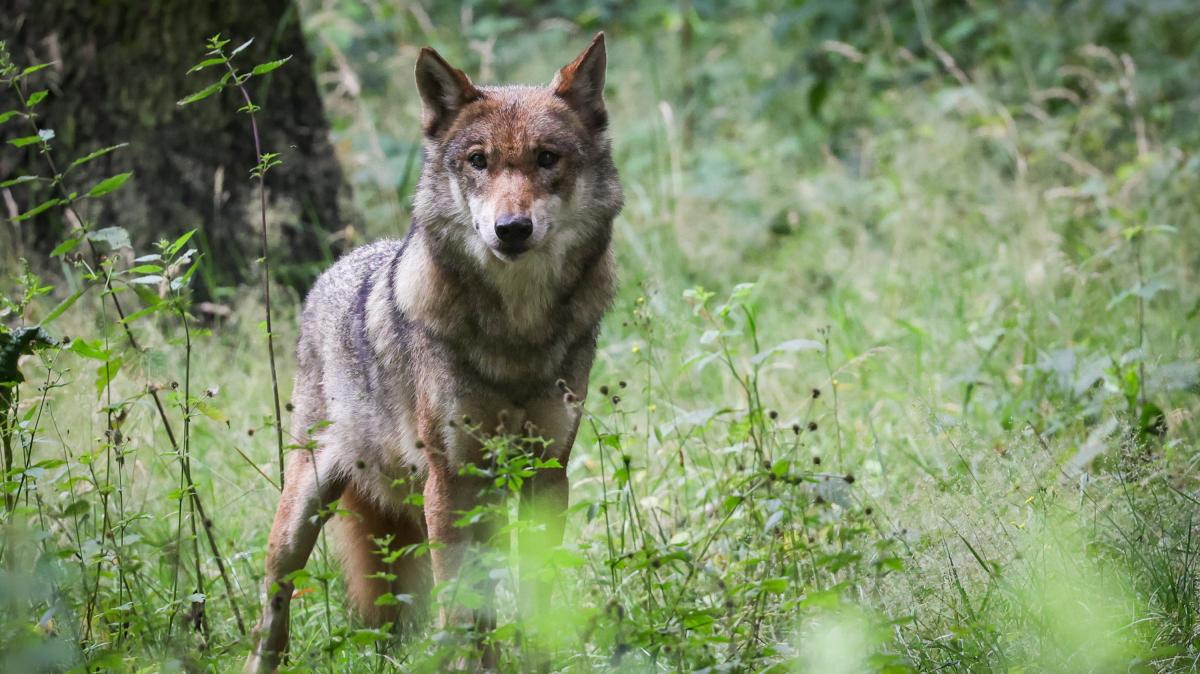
492,239,530,257
490,242,530,262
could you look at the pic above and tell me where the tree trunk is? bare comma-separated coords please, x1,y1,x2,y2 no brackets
0,0,352,297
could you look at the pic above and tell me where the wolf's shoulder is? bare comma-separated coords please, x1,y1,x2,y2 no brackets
301,238,404,318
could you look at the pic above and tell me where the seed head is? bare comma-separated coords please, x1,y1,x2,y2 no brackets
811,388,821,399
807,421,818,432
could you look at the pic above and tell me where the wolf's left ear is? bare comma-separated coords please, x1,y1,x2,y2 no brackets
416,47,481,138
552,32,608,132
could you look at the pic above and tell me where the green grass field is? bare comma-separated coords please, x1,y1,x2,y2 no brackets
2,2,1199,671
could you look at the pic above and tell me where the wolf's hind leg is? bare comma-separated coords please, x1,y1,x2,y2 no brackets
245,449,346,674
336,487,430,631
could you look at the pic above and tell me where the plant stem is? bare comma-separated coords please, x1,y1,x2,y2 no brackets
223,59,287,490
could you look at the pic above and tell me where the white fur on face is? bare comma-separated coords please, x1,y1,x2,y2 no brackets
459,171,585,264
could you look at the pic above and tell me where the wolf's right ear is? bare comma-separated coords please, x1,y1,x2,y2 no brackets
415,48,481,138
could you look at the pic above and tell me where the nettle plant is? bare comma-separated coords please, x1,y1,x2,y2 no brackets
0,40,244,668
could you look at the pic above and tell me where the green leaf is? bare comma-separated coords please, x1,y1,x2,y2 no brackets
86,172,132,197
176,82,224,106
40,288,86,326
12,198,62,222
19,63,53,78
231,38,255,56
50,237,80,257
682,610,716,630
69,339,110,361
95,358,123,395
164,229,197,257
127,264,163,274
195,400,229,424
760,577,789,593
8,134,42,148
770,459,790,477
173,256,202,290
118,301,165,325
251,56,291,76
0,175,39,188
25,90,48,107
67,143,129,172
62,500,90,518
0,110,22,124
349,626,391,645
187,57,227,74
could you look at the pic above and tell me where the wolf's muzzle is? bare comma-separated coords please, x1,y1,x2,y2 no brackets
495,214,533,254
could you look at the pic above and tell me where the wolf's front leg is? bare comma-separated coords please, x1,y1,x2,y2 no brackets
422,459,492,625
423,452,503,669
518,395,580,620
245,450,346,674
518,465,569,618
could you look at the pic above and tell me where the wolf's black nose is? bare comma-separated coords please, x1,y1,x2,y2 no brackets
495,215,533,244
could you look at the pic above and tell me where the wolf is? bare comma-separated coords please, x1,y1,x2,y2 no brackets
244,33,622,672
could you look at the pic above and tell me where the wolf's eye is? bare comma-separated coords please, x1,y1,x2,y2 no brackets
467,152,488,170
537,150,560,169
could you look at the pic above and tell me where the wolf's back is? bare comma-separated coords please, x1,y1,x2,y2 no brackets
297,238,400,354
293,239,405,407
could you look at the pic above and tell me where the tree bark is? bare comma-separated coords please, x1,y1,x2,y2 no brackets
0,0,352,296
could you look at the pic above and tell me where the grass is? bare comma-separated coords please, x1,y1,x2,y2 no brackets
3,3,1199,672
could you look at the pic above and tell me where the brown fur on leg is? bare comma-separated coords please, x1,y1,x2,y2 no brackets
336,486,431,632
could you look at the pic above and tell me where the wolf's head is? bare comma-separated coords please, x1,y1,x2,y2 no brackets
412,34,622,267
